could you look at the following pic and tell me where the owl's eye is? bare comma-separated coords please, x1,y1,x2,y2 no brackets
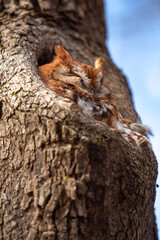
65,73,80,77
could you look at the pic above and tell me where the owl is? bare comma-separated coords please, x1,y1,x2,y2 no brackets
38,45,152,147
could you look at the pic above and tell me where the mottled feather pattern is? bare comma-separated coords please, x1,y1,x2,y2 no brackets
38,45,152,148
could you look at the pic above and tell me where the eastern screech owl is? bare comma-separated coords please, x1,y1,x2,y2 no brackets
38,45,152,147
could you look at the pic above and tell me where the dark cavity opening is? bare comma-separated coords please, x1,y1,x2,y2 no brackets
38,47,54,66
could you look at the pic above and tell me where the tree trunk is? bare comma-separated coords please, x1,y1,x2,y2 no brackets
0,1,158,240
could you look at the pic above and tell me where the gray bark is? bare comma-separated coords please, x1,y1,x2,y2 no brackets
0,0,158,239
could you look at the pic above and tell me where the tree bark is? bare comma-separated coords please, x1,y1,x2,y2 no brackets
0,1,158,240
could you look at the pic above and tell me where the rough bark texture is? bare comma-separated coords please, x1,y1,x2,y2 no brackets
0,0,158,240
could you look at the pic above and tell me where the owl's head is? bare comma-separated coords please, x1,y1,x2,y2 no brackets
53,45,104,91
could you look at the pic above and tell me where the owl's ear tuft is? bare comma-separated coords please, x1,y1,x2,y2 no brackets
55,45,72,60
95,57,103,72
95,57,104,83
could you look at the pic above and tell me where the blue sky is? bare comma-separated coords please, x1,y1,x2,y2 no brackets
105,0,160,236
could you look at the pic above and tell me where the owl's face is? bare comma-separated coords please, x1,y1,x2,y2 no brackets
53,45,104,92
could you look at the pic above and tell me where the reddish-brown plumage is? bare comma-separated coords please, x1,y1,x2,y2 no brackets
38,45,152,147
